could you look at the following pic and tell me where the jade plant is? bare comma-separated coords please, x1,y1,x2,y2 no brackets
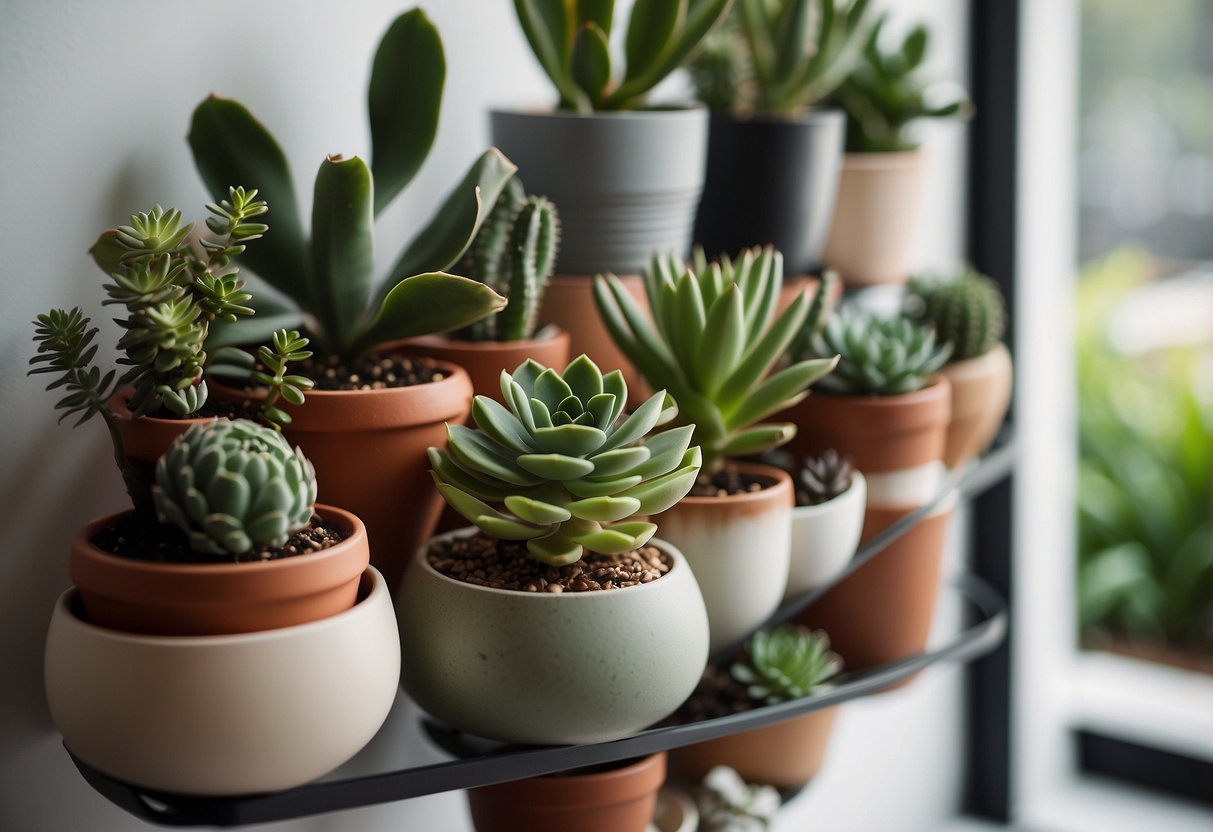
454,179,561,342
833,15,971,152
732,623,841,705
513,0,734,112
795,448,855,506
595,246,838,471
794,304,951,395
154,419,317,558
191,8,514,362
904,267,1006,362
689,0,874,116
428,355,703,565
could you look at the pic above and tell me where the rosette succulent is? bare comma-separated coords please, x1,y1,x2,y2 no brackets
732,624,842,705
429,355,703,565
153,419,317,557
905,267,1005,361
795,448,855,506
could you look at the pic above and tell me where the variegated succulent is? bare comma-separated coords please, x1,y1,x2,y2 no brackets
153,419,317,557
429,355,703,566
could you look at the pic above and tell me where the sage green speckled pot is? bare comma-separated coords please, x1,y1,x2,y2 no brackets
398,529,710,745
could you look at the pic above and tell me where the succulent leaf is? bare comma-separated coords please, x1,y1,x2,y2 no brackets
732,624,842,704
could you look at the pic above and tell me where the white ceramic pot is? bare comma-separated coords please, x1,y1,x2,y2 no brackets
656,463,793,653
45,568,400,795
398,530,709,745
784,472,867,602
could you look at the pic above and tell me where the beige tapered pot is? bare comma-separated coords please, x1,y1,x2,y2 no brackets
939,343,1013,468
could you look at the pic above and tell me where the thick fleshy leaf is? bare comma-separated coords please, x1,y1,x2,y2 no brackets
568,495,642,522
476,513,549,540
597,389,667,453
716,288,811,412
565,474,642,498
517,453,596,480
509,359,546,398
243,511,291,545
589,446,650,477
673,270,707,367
586,393,617,431
622,0,682,88
562,354,604,402
570,22,612,104
436,479,538,533
514,0,583,108
610,0,732,105
504,495,572,524
695,285,745,396
601,371,628,424
534,368,574,411
428,448,515,501
620,463,700,514
472,396,535,453
208,470,251,519
725,356,839,430
719,424,796,457
773,0,811,86
447,425,542,486
556,395,584,418
529,397,554,429
352,273,505,357
311,155,375,355
578,0,615,33
527,532,584,565
368,9,444,215
625,425,695,478
532,424,607,456
89,230,125,275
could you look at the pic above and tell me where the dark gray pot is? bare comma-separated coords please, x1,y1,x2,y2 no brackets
693,110,846,276
490,107,709,275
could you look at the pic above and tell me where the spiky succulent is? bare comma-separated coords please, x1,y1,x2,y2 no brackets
905,267,1006,361
429,355,703,566
731,624,842,705
456,180,561,342
153,419,317,557
798,305,951,395
795,448,855,506
595,247,838,472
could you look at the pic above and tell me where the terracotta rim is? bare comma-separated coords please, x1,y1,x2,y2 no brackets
472,752,666,804
674,461,792,507
106,390,216,461
807,376,951,430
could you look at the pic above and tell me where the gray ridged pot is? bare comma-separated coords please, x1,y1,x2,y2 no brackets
491,107,709,275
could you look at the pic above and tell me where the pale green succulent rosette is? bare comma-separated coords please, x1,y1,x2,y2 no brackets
429,355,703,566
732,624,842,706
153,419,318,556
810,305,952,396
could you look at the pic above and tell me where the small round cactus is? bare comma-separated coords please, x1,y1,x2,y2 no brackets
731,625,842,706
153,419,317,556
906,268,1006,361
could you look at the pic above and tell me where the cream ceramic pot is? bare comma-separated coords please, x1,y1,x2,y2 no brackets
784,472,867,602
45,568,400,795
398,530,709,746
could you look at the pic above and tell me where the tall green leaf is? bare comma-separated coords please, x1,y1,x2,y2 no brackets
353,273,506,356
578,0,616,34
622,0,684,87
311,156,375,356
514,0,584,107
571,22,613,104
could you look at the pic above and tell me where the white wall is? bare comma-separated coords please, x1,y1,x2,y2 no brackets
0,2,970,830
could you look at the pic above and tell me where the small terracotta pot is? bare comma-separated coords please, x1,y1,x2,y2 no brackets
782,377,952,476
940,343,1013,468
392,328,571,406
70,505,369,636
822,151,932,287
213,360,472,591
468,753,666,832
669,707,839,789
107,391,215,485
799,502,952,672
540,275,652,407
656,463,793,654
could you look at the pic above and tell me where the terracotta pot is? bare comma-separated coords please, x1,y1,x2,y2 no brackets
392,328,571,405
785,472,867,602
782,377,952,476
468,752,666,832
107,390,214,485
656,463,793,654
213,359,472,591
669,707,839,789
539,275,651,407
399,530,709,745
822,151,932,287
799,502,953,672
940,343,1013,468
45,567,400,795
70,505,369,636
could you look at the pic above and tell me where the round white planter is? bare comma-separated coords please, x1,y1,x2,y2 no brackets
398,530,709,745
784,472,867,602
45,568,400,795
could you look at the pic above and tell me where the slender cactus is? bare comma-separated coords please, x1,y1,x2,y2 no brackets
496,197,559,341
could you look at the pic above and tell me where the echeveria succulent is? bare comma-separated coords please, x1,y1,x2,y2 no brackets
153,419,317,556
796,448,855,506
803,305,951,395
732,624,842,705
429,355,703,566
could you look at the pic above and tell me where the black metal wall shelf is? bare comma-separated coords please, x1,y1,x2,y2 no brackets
69,435,1016,828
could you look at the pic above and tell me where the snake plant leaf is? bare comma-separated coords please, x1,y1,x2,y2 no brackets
720,424,797,458
902,23,928,69
448,424,543,486
571,22,612,104
695,284,745,396
428,448,516,502
368,9,444,215
578,0,616,34
611,0,732,106
597,389,668,453
726,356,839,430
311,156,375,356
620,462,702,515
514,0,584,109
532,424,608,456
623,0,683,90
518,453,597,480
505,495,572,524
188,96,309,305
588,446,651,477
568,495,643,522
352,273,505,357
472,397,536,454
625,424,695,479
774,0,812,87
384,149,518,288
528,532,584,565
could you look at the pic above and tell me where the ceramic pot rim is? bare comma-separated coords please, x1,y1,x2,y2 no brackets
490,105,707,122
709,108,845,128
674,461,792,507
841,149,931,168
789,470,867,520
811,375,951,418
416,528,688,601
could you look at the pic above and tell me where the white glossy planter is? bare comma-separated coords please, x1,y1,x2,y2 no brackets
784,472,867,602
398,530,710,746
45,568,400,795
657,464,793,653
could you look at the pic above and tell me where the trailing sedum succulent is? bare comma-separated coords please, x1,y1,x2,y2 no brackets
732,624,842,705
153,419,317,557
833,15,971,152
595,246,838,471
795,448,855,506
796,304,951,395
905,267,1005,362
429,355,703,566
456,180,561,342
513,0,734,112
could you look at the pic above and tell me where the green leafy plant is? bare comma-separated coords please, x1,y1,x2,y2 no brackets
513,0,734,112
190,8,514,363
595,246,838,472
732,623,841,705
905,267,1005,362
429,355,703,565
153,419,317,557
833,15,971,152
455,180,561,342
796,304,950,395
795,448,855,506
689,0,874,116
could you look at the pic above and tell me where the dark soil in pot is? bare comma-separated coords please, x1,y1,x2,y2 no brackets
91,513,348,564
686,464,773,498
